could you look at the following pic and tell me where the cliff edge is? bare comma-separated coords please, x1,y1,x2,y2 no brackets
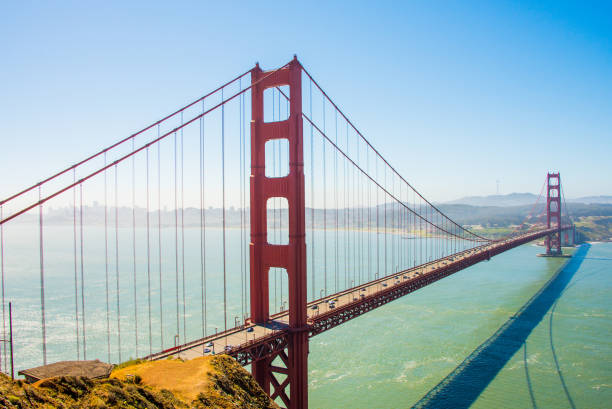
0,355,278,408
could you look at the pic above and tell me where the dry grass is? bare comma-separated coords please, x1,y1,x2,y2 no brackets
111,356,213,402
0,355,277,408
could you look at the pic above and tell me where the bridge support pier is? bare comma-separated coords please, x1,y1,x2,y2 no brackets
249,57,308,409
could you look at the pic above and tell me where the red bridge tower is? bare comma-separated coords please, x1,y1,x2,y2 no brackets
250,57,308,409
545,172,562,255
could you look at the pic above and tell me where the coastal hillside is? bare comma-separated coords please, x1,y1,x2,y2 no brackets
0,355,278,409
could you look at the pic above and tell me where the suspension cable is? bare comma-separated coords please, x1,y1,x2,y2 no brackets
303,114,488,243
299,64,490,242
0,62,292,227
0,70,253,208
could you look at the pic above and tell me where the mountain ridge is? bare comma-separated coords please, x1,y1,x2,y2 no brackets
444,193,612,207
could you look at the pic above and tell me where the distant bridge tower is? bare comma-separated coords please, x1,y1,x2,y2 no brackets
250,57,308,409
545,172,562,255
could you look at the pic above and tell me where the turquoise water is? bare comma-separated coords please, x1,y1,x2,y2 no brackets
307,242,612,408
0,224,469,371
1,221,610,408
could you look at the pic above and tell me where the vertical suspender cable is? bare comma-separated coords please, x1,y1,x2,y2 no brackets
355,132,360,284
434,211,436,260
104,154,111,362
200,101,206,338
247,88,253,313
334,110,339,293
278,90,283,309
79,184,86,359
426,204,429,262
309,80,315,300
245,91,251,314
146,147,152,356
222,88,228,337
391,176,394,273
0,205,5,371
115,165,122,363
72,171,80,360
322,97,327,295
390,175,393,274
0,206,5,371
157,126,164,350
345,122,349,288
401,183,404,269
413,190,416,267
181,112,186,343
427,202,430,261
384,168,387,274
398,180,401,270
352,134,356,285
436,213,439,259
238,79,244,322
132,139,138,356
174,131,179,342
367,148,371,281
399,182,402,270
362,146,366,281
420,197,422,266
404,188,406,269
357,142,361,283
38,186,47,365
272,92,277,310
376,158,379,280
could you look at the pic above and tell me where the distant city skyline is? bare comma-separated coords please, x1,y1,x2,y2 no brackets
1,1,611,203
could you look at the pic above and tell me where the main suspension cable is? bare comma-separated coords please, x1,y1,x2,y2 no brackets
299,64,490,242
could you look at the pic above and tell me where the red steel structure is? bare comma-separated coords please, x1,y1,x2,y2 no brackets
545,172,562,255
250,57,308,409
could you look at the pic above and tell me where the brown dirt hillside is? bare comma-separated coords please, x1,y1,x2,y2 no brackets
0,355,279,409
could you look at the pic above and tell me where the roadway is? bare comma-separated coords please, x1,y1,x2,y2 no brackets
146,227,569,364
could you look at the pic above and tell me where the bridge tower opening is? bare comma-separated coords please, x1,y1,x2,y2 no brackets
250,57,308,409
545,172,562,255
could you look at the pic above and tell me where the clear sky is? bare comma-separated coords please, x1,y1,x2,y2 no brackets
1,0,610,202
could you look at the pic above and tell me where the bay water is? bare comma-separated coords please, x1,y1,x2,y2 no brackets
0,222,609,408
308,242,612,408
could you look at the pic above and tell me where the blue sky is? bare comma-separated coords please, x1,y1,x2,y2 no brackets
1,1,611,202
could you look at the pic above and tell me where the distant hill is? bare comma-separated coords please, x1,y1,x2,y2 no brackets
568,195,612,205
445,193,539,207
446,193,612,207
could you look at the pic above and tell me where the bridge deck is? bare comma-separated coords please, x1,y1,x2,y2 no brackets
145,227,569,366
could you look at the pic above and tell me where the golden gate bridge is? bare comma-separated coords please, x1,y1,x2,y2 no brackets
0,56,574,408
